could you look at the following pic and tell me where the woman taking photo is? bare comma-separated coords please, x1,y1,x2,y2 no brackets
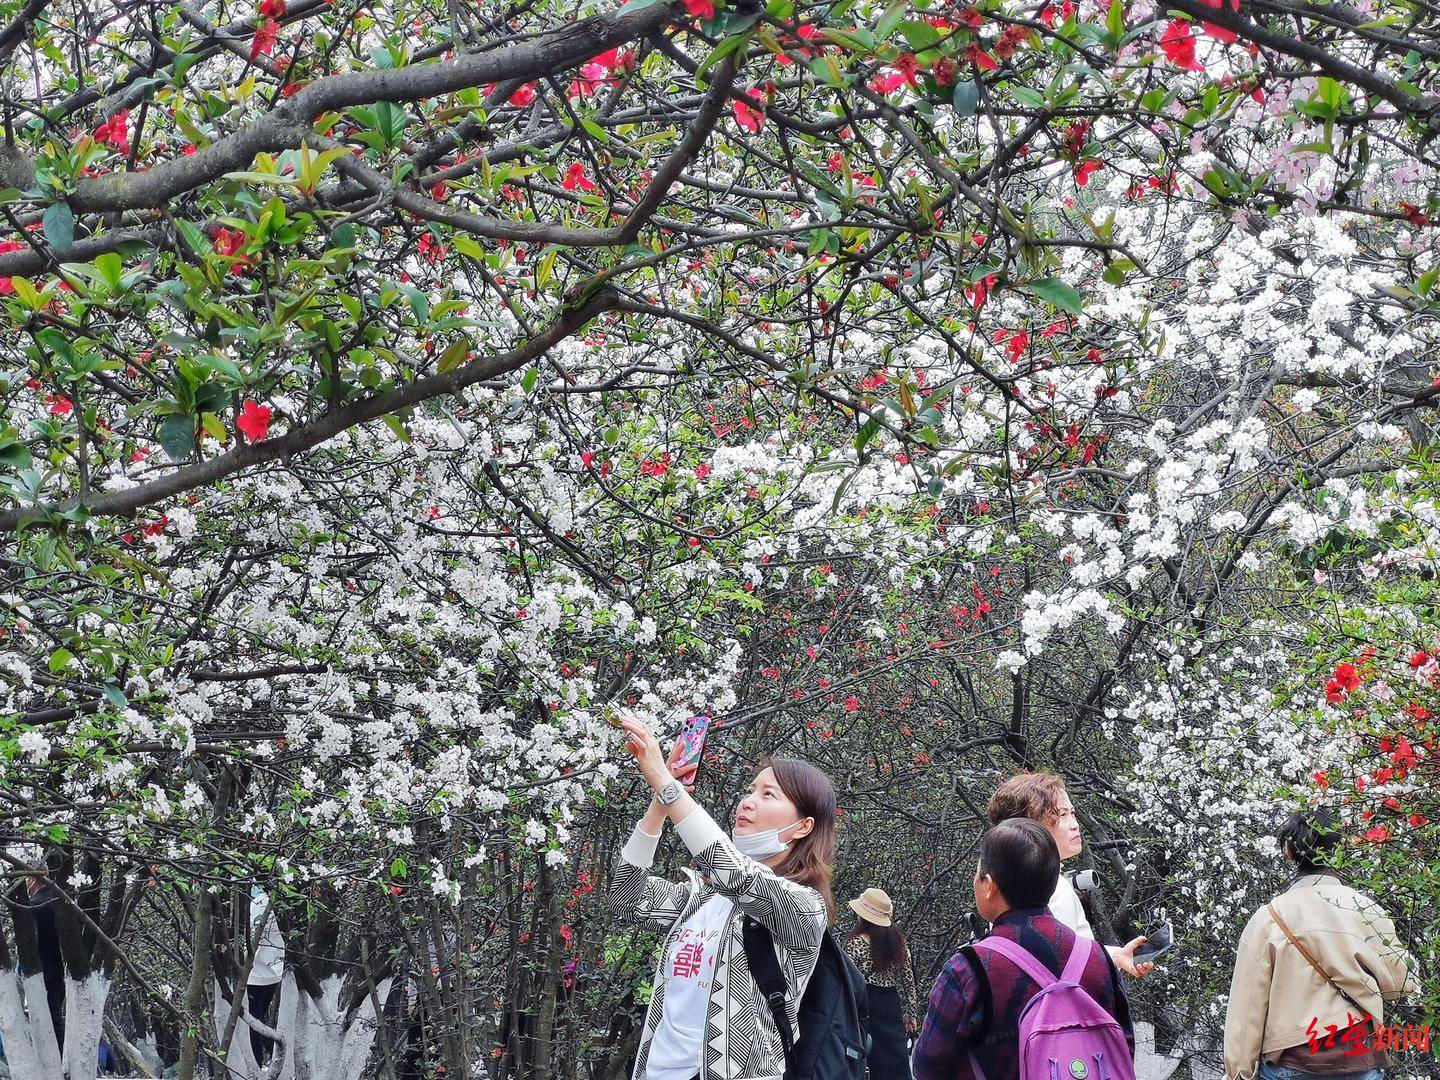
608,715,837,1080
842,888,919,1079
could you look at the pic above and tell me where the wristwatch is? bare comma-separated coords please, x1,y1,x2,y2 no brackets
654,779,684,805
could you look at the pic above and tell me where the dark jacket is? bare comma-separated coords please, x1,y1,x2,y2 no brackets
912,906,1135,1080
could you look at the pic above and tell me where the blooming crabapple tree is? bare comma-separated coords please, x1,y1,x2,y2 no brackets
2,0,1440,1075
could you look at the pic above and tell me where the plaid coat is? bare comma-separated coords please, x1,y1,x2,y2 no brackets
609,807,829,1080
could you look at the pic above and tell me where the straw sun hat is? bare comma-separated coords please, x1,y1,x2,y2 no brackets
847,887,894,927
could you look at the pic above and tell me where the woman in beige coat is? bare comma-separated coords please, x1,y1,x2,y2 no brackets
1223,809,1418,1080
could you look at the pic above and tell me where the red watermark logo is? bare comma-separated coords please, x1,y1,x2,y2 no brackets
1306,1014,1431,1056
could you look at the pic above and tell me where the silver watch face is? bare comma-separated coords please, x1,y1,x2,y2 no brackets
657,781,681,804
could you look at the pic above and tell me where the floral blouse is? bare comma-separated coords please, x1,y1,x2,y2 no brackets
842,932,921,1026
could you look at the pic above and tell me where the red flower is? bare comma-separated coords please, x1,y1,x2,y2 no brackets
1159,20,1204,72
1324,679,1346,703
258,0,286,15
1364,825,1392,843
47,394,74,416
964,44,999,71
732,97,764,133
694,463,711,479
681,0,716,17
418,233,448,264
509,82,536,107
212,227,244,256
250,18,279,61
1409,814,1430,828
993,23,1031,60
1334,662,1361,691
1074,161,1104,186
580,451,596,469
843,695,860,712
563,162,597,192
237,400,272,442
1196,0,1240,42
894,53,921,88
1312,771,1329,789
1410,650,1431,669
1399,202,1431,227
93,110,130,151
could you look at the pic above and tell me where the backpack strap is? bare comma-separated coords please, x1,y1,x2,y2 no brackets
1060,935,1097,985
970,935,1065,989
741,915,795,1061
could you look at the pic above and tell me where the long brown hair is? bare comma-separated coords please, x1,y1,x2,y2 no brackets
762,755,837,917
848,916,911,978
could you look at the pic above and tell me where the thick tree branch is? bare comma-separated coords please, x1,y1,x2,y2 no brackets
0,2,679,213
0,289,620,533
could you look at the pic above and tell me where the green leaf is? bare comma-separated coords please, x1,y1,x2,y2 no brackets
103,685,129,709
1106,0,1125,43
436,337,469,373
521,365,541,393
876,0,907,40
176,218,212,258
897,20,941,52
93,252,124,292
157,415,195,461
43,202,75,254
49,647,74,675
200,412,229,442
1026,277,1083,315
381,413,411,442
0,441,31,469
1417,266,1439,297
952,80,980,117
696,32,750,82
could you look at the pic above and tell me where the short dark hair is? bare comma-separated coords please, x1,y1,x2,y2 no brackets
1279,808,1340,870
979,819,1060,909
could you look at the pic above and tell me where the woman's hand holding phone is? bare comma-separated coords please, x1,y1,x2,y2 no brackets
667,739,698,790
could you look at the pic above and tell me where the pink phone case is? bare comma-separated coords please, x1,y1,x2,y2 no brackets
673,715,709,776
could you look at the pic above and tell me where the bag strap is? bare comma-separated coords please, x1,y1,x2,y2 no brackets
1060,935,1096,985
1267,903,1368,1019
970,935,1065,989
741,916,795,1062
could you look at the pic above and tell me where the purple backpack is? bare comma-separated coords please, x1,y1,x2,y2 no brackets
967,936,1135,1080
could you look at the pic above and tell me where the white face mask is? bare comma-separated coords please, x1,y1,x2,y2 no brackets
731,819,804,859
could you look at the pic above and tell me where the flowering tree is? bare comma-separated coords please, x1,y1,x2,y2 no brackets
3,0,1440,1076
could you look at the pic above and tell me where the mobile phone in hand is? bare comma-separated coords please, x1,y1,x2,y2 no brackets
671,714,709,783
1133,920,1173,962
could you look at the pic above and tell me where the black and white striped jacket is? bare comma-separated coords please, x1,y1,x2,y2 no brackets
609,806,829,1080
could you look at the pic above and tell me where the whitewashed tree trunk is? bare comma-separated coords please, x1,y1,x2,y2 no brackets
0,969,50,1078
0,967,108,1080
331,976,391,1080
213,976,262,1080
213,971,392,1080
61,971,109,1080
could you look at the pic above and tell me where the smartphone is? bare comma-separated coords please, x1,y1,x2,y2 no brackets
1133,920,1173,962
671,715,710,783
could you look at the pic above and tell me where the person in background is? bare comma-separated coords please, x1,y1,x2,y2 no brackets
912,820,1135,1080
247,886,285,1066
986,772,1154,979
21,875,66,1049
1224,809,1418,1080
843,887,920,1078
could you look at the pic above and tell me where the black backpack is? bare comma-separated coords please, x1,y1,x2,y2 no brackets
742,916,871,1080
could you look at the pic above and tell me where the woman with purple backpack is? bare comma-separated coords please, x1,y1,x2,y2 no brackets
911,820,1137,1080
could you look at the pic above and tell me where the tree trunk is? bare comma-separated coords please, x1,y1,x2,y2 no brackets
179,889,214,1080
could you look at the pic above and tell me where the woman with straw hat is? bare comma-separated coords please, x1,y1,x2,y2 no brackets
843,887,919,1078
